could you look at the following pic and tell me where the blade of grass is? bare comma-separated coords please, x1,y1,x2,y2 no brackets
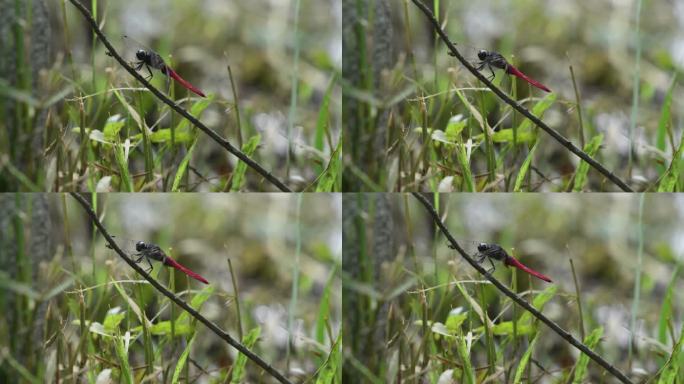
315,137,342,192
657,128,684,192
513,139,539,191
114,334,134,384
171,332,197,384
314,75,337,175
230,327,261,384
113,142,133,192
229,134,261,191
171,137,199,192
655,75,677,174
572,327,604,384
572,134,603,192
314,332,341,384
512,333,540,384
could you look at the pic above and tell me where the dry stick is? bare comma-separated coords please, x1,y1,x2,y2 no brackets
67,0,291,192
409,0,633,192
411,193,634,384
69,193,294,384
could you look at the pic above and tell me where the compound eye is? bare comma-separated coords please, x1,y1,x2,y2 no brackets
477,243,487,251
135,50,146,60
135,241,146,251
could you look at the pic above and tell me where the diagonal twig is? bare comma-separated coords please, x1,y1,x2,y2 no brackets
67,0,291,192
409,0,633,192
69,193,294,384
411,193,634,384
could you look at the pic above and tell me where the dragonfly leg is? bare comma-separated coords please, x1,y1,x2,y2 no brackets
486,64,495,81
144,64,154,82
133,253,153,273
134,253,144,264
486,257,496,275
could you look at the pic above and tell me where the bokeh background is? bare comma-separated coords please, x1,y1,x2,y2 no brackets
343,193,682,382
343,0,683,191
0,193,341,382
1,0,341,191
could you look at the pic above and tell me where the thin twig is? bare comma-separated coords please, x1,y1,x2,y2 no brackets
67,0,291,192
69,193,294,384
409,0,633,192
411,192,634,384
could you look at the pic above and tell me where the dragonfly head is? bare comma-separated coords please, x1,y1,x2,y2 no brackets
477,243,489,252
477,50,489,60
135,241,148,251
135,49,148,61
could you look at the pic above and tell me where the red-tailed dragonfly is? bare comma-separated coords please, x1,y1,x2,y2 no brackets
451,48,551,93
110,239,209,284
118,35,206,98
450,241,552,283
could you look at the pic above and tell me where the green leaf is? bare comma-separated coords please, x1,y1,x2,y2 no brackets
445,114,468,140
573,134,604,192
103,114,126,140
171,138,199,191
445,309,468,333
656,75,677,174
114,143,134,192
514,92,557,133
514,139,540,191
656,317,684,383
114,335,134,384
103,310,126,332
455,330,476,384
171,333,196,384
173,96,213,132
315,332,341,384
658,129,684,192
490,321,534,336
315,267,336,343
316,136,342,192
454,143,475,192
314,75,337,174
230,134,261,191
572,327,603,383
147,320,192,336
513,333,540,384
147,128,195,144
231,327,261,383
488,128,537,144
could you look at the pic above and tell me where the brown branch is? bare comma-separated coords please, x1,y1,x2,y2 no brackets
411,192,634,384
69,193,294,384
409,0,633,192
67,0,291,192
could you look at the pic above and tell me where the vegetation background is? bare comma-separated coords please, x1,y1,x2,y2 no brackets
343,0,683,192
1,0,342,191
0,193,341,382
343,193,682,382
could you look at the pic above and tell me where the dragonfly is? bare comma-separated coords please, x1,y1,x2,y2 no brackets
110,239,209,284
450,241,552,283
119,35,206,98
451,48,551,93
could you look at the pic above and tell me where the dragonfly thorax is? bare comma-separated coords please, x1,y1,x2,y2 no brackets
135,241,148,252
135,49,149,61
